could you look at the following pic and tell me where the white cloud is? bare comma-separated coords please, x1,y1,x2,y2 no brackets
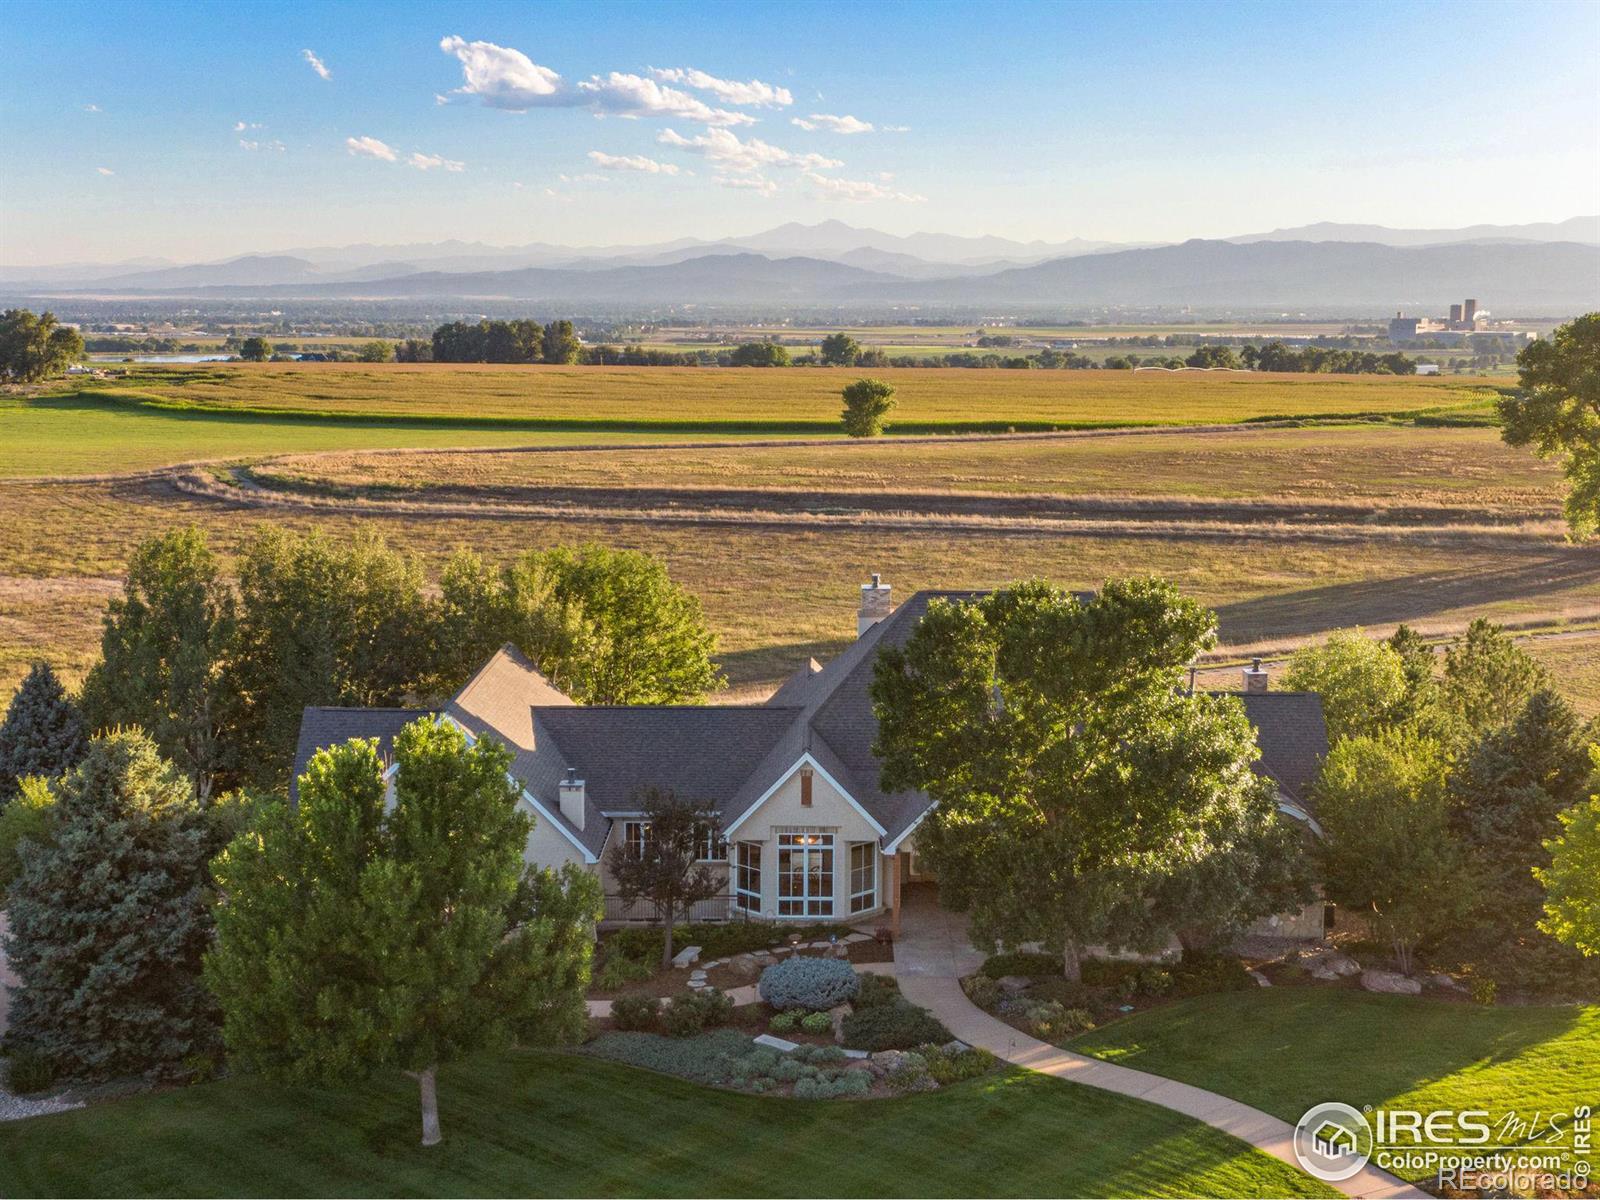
96,166,115,176
302,49,331,80
82,103,100,113
881,124,911,133
791,113,874,135
576,72,754,126
438,36,753,125
345,135,398,161
434,92,452,106
408,150,465,172
656,127,840,173
717,174,778,197
649,67,792,107
803,171,925,202
240,138,286,153
234,120,263,132
587,150,679,175
559,172,609,184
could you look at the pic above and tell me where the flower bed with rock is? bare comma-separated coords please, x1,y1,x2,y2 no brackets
590,924,886,1000
962,951,1255,1044
582,956,991,1099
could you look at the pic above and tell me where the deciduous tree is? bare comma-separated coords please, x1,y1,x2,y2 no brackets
840,377,896,438
0,309,83,382
205,718,600,1146
228,527,432,782
1313,728,1463,974
1282,630,1408,743
872,579,1285,979
542,320,580,364
606,786,723,968
1536,764,1600,957
1497,313,1600,538
238,336,271,362
819,332,861,366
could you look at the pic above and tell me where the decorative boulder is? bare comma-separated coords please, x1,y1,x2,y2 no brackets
1360,969,1421,995
828,1002,853,1043
759,955,861,1012
996,975,1033,994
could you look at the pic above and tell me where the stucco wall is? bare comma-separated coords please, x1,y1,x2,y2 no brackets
523,798,592,870
728,761,885,920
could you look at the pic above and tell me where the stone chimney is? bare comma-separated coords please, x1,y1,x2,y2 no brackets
858,573,893,637
558,767,586,830
1242,657,1269,694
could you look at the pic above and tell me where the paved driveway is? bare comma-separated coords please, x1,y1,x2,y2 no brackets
891,888,1422,1200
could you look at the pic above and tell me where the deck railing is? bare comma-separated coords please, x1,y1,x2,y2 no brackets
601,893,744,924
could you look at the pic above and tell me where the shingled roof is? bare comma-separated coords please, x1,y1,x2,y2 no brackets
287,591,1330,853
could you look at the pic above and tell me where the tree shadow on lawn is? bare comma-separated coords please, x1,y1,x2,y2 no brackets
1070,990,1595,1128
1214,553,1600,643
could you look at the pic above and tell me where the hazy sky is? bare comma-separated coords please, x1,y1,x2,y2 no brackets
3,0,1598,265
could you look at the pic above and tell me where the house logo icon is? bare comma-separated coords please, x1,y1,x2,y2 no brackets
1293,1102,1373,1182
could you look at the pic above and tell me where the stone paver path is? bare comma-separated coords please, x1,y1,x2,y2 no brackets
892,892,1423,1200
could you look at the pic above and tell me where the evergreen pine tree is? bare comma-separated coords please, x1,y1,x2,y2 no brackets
4,731,219,1080
1450,688,1593,943
0,662,87,804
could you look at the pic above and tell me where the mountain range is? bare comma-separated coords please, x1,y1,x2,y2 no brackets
3,217,1596,311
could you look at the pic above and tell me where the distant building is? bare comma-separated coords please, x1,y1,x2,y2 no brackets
1415,362,1441,375
1388,311,1443,339
1449,303,1463,325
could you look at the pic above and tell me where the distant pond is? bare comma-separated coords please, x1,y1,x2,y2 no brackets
87,353,236,363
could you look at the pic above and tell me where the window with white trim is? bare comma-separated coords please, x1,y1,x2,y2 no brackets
697,824,728,862
849,842,877,914
622,820,649,858
777,831,834,918
734,842,761,913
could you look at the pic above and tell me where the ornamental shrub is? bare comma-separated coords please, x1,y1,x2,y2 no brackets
662,988,733,1037
6,1047,56,1095
794,1070,871,1099
610,994,661,1032
1025,1001,1095,1040
596,953,653,991
980,951,1060,979
884,1050,935,1092
840,1001,951,1052
581,1029,748,1085
768,1010,799,1033
800,1010,833,1034
922,1044,997,1086
961,973,1002,1009
854,972,902,1010
0,662,86,804
758,956,860,1011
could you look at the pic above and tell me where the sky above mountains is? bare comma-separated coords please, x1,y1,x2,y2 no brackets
2,0,1597,265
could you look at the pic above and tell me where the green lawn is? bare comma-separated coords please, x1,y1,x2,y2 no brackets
0,1050,1332,1198
1072,990,1600,1180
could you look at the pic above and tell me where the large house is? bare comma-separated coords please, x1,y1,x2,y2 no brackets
292,578,1329,934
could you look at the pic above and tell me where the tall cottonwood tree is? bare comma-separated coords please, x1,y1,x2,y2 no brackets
1498,313,1600,539
228,527,433,780
80,527,237,801
206,719,600,1146
871,579,1288,979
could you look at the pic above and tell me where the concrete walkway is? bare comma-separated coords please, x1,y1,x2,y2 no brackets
892,894,1423,1200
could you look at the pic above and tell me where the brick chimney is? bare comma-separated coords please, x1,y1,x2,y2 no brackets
558,767,586,830
1242,657,1269,694
858,573,892,637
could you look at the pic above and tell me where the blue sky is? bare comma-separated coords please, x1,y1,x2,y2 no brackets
2,0,1597,264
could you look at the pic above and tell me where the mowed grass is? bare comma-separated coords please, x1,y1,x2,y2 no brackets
53,361,1498,427
0,1050,1332,1199
1071,991,1600,1183
264,424,1563,512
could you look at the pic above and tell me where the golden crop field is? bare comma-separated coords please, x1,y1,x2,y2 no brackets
65,361,1500,427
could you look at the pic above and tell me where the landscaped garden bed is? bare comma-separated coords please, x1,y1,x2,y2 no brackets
588,921,885,998
961,950,1256,1043
583,955,985,1099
